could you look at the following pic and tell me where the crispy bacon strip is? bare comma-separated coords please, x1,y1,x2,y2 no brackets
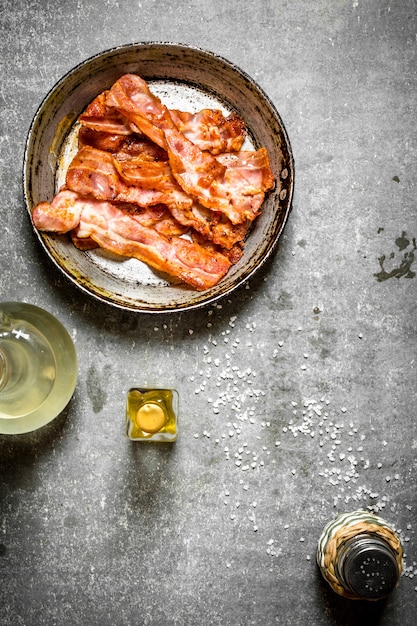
78,127,128,153
113,153,180,190
167,202,249,250
191,231,244,265
32,190,83,233
78,127,169,162
80,85,246,154
216,149,275,190
78,91,134,135
76,203,231,290
69,147,247,249
165,128,273,224
106,75,226,185
114,136,168,161
169,109,246,154
128,204,189,238
33,191,186,238
105,75,175,149
105,74,274,224
66,146,193,211
32,191,230,290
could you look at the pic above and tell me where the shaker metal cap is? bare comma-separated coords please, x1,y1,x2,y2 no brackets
342,537,400,599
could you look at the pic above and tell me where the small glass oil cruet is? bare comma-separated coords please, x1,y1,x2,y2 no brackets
0,306,56,418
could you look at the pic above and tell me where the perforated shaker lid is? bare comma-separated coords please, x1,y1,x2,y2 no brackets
342,537,400,599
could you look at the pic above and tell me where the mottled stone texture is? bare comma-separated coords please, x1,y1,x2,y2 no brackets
0,1,416,625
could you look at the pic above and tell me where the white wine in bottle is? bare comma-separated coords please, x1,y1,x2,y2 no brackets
0,309,56,417
0,302,78,434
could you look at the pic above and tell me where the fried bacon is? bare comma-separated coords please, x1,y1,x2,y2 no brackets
169,109,246,154
66,146,193,211
32,191,231,291
32,73,275,290
67,145,249,250
32,190,83,234
105,75,175,149
164,127,271,224
167,202,250,250
78,91,133,135
78,127,169,161
80,87,246,156
106,74,274,224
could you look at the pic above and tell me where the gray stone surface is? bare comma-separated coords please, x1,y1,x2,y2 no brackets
0,0,416,624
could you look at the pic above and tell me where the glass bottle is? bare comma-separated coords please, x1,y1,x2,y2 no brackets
0,302,78,434
126,388,178,442
0,308,56,417
317,510,403,600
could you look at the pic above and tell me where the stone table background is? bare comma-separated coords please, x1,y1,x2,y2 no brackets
0,1,416,624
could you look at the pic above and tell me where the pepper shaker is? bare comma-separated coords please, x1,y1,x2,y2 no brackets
317,510,403,600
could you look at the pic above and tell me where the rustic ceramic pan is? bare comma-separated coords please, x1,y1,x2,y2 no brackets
23,42,294,313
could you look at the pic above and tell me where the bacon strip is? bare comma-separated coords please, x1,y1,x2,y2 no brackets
167,202,249,250
114,153,180,190
78,127,169,161
80,84,246,155
78,91,134,135
106,74,274,224
32,190,83,233
32,191,231,290
216,149,275,190
164,128,272,224
106,74,227,184
67,146,248,249
66,146,193,211
105,75,175,149
169,109,246,154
